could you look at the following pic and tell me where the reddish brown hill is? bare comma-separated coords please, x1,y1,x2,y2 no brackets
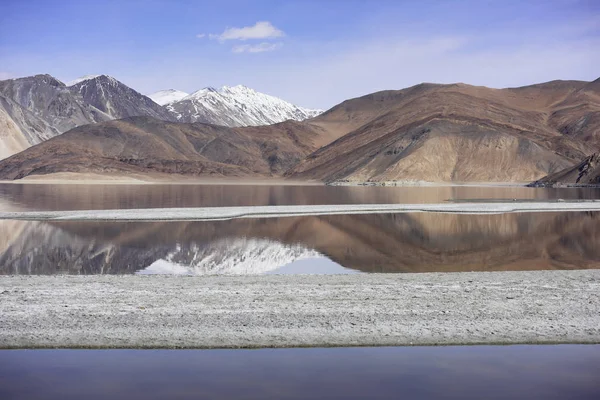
292,80,598,182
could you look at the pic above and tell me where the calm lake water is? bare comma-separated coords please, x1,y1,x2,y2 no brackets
0,184,599,275
1,345,599,400
1,183,600,211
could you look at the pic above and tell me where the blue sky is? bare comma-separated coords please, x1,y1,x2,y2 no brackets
1,0,598,109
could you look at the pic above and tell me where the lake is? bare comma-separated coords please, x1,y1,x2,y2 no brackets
1,345,599,400
0,183,600,211
0,184,599,275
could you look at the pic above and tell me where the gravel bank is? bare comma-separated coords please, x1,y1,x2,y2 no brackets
1,270,599,348
2,202,600,221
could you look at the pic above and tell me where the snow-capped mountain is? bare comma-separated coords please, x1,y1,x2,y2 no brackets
148,89,189,105
137,238,321,275
69,75,174,121
168,85,323,127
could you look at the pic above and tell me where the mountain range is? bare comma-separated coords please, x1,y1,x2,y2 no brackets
0,74,322,160
0,74,598,184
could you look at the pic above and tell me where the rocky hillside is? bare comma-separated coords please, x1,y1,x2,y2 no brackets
531,152,600,187
0,116,324,180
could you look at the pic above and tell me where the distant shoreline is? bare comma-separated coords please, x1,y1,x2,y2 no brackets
1,173,598,188
1,270,598,349
326,180,531,187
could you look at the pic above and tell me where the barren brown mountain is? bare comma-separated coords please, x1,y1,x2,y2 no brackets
0,116,324,180
0,79,598,182
288,79,600,183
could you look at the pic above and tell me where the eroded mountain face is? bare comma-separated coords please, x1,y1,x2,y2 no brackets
1,212,599,275
0,75,112,156
68,75,174,121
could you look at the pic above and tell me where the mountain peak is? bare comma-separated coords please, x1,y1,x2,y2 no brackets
5,74,65,87
69,75,123,87
66,75,101,86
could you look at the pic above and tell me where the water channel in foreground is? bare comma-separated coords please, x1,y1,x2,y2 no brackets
1,345,599,400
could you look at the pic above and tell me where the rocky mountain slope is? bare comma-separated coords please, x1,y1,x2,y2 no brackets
167,85,322,126
0,75,112,157
531,152,600,187
287,79,600,183
68,75,174,121
0,116,324,180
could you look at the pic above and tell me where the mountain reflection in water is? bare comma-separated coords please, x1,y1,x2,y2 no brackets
1,211,599,275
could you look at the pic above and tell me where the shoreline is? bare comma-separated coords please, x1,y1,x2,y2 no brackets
1,270,598,349
0,176,325,186
327,180,532,188
2,201,600,221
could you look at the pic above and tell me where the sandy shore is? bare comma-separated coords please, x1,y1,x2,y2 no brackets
0,173,323,186
1,270,598,348
1,202,600,221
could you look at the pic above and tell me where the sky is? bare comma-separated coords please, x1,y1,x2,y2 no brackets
0,0,599,109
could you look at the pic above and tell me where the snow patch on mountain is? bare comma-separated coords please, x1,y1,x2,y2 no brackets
137,238,321,275
168,84,323,127
66,75,101,86
148,89,190,105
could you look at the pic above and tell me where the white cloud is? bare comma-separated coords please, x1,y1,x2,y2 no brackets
0,72,12,80
232,42,282,53
210,21,284,42
196,34,206,39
